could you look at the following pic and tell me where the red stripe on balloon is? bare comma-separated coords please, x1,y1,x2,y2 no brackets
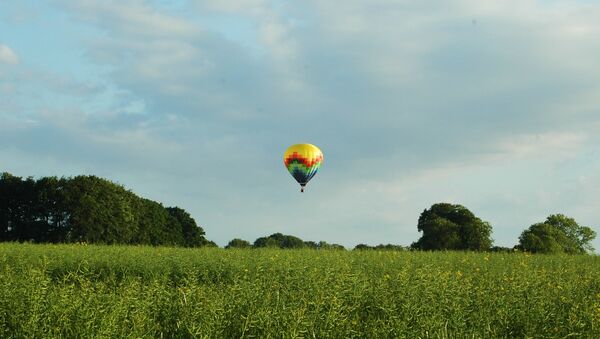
284,152,323,167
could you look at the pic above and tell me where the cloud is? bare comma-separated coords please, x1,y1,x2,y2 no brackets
0,44,19,65
491,131,588,161
64,0,199,38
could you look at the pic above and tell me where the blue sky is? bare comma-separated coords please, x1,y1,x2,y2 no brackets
1,0,599,250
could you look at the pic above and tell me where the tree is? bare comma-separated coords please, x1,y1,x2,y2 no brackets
167,207,207,247
304,241,318,249
203,240,218,247
131,198,170,245
253,233,306,249
374,244,405,251
0,173,44,242
253,235,280,248
64,176,136,244
518,214,596,254
35,176,70,242
0,172,215,247
354,244,373,250
412,203,493,251
302,240,345,250
489,246,513,253
0,173,24,241
315,241,345,250
354,243,404,251
225,238,251,249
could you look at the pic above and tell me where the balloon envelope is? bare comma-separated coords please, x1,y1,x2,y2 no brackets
283,144,323,190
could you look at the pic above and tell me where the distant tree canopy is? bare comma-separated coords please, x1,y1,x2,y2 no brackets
304,240,345,250
248,233,345,250
225,238,252,249
353,244,406,251
489,246,514,253
412,203,493,251
0,172,213,247
253,233,307,249
518,214,596,254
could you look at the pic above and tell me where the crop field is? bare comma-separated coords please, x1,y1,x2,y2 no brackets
1,244,599,338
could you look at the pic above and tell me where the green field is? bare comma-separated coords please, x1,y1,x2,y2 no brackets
1,244,599,338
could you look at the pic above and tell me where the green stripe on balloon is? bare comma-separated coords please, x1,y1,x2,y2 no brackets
287,162,321,174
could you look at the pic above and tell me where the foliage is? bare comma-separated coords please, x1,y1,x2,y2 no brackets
225,238,252,249
253,233,306,249
1,243,599,338
353,243,406,251
252,233,345,250
412,203,493,251
0,172,211,247
489,246,515,253
304,240,346,250
519,214,596,254
167,207,208,247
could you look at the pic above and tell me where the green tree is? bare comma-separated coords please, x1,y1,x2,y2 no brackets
519,214,596,254
304,240,318,249
167,207,207,247
225,238,251,249
203,240,218,247
0,173,43,242
0,173,24,241
489,246,513,253
35,176,70,242
132,198,173,246
64,176,136,244
304,240,346,250
316,241,345,250
374,244,405,251
2,173,71,243
253,233,306,249
253,236,279,248
412,203,493,251
0,172,215,247
354,244,373,250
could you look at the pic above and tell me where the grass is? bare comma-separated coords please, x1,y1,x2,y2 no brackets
1,243,599,338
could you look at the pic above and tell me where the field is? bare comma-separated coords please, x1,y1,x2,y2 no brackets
1,244,599,338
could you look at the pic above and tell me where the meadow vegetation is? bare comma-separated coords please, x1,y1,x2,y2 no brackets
1,243,599,338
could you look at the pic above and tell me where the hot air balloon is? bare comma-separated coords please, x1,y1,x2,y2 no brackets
283,143,323,192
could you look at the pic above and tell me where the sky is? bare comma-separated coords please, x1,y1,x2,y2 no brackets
1,0,599,250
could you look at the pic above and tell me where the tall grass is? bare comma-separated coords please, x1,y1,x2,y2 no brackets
1,243,599,338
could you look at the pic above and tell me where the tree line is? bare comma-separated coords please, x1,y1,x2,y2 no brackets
225,233,345,250
409,203,595,254
1,172,596,254
0,172,214,247
225,203,596,254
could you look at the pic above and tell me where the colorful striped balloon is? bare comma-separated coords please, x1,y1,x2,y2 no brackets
283,144,323,192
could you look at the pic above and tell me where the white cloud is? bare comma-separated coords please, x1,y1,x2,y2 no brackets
65,0,199,38
199,0,268,14
0,44,19,65
492,132,588,161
